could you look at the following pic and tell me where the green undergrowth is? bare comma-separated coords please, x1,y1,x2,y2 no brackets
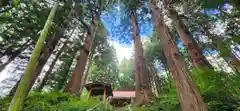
1,68,240,111
0,92,105,111
133,68,240,111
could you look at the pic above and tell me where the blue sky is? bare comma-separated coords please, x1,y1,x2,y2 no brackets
100,3,230,62
101,5,153,44
101,6,153,62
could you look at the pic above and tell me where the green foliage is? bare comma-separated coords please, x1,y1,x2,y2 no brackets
116,58,135,90
1,0,240,111
191,68,227,94
0,0,50,55
93,102,113,111
8,3,58,111
132,106,151,111
218,43,232,57
230,35,240,43
144,35,163,62
55,98,100,111
200,0,225,9
21,92,78,111
132,100,180,111
191,68,240,111
74,3,86,19
134,68,240,111
88,22,119,88
47,44,77,91
0,0,72,58
0,92,102,111
154,78,180,111
74,0,117,20
121,0,143,10
89,43,119,88
96,22,110,38
228,74,240,97
13,0,20,8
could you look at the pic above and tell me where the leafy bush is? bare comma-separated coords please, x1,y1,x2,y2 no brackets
0,92,101,111
0,96,11,111
54,98,100,111
192,68,240,111
135,68,240,111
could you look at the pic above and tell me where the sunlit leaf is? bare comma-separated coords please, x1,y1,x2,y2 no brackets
13,0,20,8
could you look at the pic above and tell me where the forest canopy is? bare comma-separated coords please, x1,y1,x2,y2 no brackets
0,0,240,111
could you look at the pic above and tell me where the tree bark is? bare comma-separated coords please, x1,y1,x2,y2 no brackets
27,32,60,92
149,1,208,111
225,54,240,73
149,62,161,96
0,0,8,8
64,13,100,95
130,9,154,106
36,40,69,91
8,76,23,96
169,8,211,68
55,50,77,90
27,7,74,92
148,64,158,96
36,23,76,91
0,40,33,72
78,51,94,95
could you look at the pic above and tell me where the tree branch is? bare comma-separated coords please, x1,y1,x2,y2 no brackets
79,18,91,34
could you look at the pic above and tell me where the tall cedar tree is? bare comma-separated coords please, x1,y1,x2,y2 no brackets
64,10,100,95
130,9,154,105
36,38,70,91
27,4,74,92
149,0,208,111
168,7,211,68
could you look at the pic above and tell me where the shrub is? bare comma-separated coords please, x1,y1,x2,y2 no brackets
0,92,100,111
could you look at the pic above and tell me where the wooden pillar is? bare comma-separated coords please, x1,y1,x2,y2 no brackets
88,88,92,99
